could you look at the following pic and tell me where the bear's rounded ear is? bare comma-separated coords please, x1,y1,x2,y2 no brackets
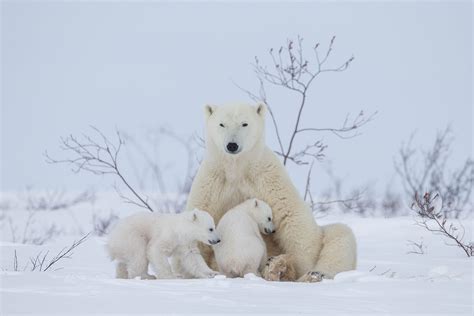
187,210,198,222
256,102,267,117
204,104,216,119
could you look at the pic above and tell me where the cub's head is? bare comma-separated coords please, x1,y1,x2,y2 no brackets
204,103,266,156
248,199,275,235
187,209,220,245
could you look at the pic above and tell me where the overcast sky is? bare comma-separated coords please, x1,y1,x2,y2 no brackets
1,1,472,196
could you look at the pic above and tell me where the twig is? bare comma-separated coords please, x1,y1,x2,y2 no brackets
13,250,18,271
247,36,374,166
411,192,472,257
406,239,426,255
45,127,156,212
395,127,473,219
43,233,90,271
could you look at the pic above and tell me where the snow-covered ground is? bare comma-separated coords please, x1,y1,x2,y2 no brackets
0,192,472,315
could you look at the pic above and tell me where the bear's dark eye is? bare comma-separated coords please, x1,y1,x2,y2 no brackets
267,217,271,222
242,123,248,127
209,228,214,232
219,123,225,128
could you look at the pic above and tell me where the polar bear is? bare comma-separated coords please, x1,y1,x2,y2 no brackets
185,102,357,282
212,198,275,277
106,209,220,279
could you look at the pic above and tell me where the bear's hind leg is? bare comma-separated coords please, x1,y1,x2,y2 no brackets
116,262,128,279
301,223,356,282
127,256,151,279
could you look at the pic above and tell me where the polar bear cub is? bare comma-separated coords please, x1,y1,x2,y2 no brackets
213,198,275,277
107,209,220,279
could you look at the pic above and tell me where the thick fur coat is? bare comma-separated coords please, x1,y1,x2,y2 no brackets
107,209,219,279
185,103,357,282
212,198,275,277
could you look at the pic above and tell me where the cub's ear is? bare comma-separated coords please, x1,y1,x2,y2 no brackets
256,102,267,117
187,210,198,222
204,104,216,119
254,199,259,208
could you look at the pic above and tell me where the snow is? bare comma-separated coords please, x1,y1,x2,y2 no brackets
0,193,472,315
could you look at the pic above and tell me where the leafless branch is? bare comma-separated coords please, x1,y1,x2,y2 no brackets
122,127,198,212
411,192,472,257
303,161,315,203
45,127,156,212
41,233,90,271
8,234,90,272
296,111,377,140
395,127,473,218
310,163,374,215
237,36,375,166
406,239,426,255
13,250,18,271
92,212,118,236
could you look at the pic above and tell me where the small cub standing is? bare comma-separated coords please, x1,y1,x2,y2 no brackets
213,198,275,277
107,209,220,279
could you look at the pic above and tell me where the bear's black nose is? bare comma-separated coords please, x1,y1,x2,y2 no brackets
226,142,239,153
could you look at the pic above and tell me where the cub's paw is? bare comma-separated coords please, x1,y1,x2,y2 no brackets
298,271,326,283
262,254,297,282
141,273,157,280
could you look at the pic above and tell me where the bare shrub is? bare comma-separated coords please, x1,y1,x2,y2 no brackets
411,192,472,257
92,212,119,236
395,127,473,218
309,163,374,216
237,35,376,212
380,188,403,217
406,238,427,255
312,165,403,217
6,234,90,272
45,127,156,212
7,209,60,245
22,187,96,211
45,127,198,213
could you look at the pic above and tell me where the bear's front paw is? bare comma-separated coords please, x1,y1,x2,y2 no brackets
298,271,326,283
262,254,296,282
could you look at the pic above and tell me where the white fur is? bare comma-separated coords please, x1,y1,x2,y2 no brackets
213,198,275,277
186,103,357,280
106,209,219,279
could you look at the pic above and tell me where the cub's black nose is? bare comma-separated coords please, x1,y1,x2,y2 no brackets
271,230,276,234
226,142,239,153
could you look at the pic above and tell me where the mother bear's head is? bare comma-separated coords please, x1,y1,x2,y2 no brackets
204,103,266,157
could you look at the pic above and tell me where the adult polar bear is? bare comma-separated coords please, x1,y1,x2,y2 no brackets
185,103,357,282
